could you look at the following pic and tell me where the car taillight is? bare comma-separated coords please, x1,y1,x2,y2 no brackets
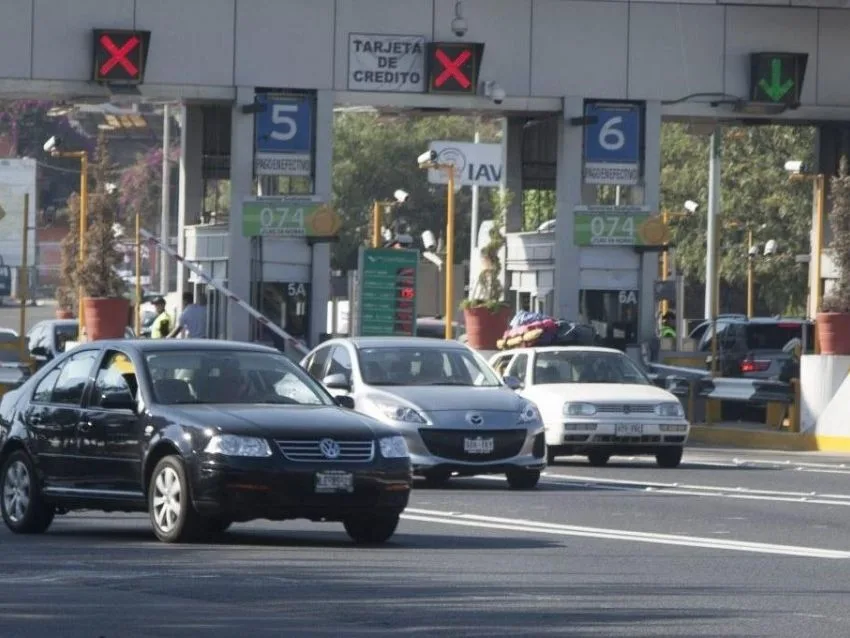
740,359,770,373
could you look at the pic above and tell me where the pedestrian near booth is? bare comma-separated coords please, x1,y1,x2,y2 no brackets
149,297,172,339
167,292,207,339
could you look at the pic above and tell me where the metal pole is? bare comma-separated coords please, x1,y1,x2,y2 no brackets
445,166,456,340
469,127,480,299
705,126,721,321
18,194,29,361
746,229,754,318
159,103,171,293
660,211,669,317
372,201,381,248
135,208,142,336
813,174,826,354
78,152,88,338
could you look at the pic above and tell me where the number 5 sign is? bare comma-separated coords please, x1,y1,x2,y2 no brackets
254,93,314,177
583,101,643,186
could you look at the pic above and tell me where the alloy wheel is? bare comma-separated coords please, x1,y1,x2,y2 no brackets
3,460,31,524
152,466,182,533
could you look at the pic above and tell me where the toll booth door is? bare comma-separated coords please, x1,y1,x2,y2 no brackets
253,282,310,351
205,286,228,340
580,289,638,351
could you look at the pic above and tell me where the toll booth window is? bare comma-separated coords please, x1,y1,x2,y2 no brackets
580,290,638,347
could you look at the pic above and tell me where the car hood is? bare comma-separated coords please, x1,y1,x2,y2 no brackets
159,404,395,438
527,383,676,403
365,385,524,412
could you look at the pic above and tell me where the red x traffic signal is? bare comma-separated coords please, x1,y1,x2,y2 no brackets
92,29,151,85
427,42,484,95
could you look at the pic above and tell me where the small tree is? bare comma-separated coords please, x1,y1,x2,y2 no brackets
76,133,125,299
461,189,512,312
56,193,80,314
821,156,850,313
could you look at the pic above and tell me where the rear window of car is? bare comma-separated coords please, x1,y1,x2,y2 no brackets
745,323,812,351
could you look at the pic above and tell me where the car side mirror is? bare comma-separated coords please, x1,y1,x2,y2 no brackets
334,395,355,409
503,375,523,390
322,373,351,391
30,345,48,358
100,392,136,412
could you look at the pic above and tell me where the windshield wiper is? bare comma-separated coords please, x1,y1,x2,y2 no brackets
427,381,473,386
369,381,406,386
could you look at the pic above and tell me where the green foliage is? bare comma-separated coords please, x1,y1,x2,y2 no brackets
76,133,125,299
56,193,80,313
822,157,850,313
332,113,501,270
461,189,511,312
522,189,556,230
661,123,815,315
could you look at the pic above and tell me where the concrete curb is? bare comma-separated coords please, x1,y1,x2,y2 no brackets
690,425,850,453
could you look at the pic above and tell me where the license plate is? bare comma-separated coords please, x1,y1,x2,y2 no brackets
615,424,643,436
464,437,495,454
315,470,354,493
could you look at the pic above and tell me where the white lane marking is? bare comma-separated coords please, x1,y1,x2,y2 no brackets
401,508,850,559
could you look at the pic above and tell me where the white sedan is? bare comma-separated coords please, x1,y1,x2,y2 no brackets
489,346,690,468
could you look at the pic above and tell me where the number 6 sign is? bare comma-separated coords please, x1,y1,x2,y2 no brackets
583,100,643,186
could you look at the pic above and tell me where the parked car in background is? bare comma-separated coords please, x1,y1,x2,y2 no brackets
300,337,546,489
489,346,690,468
26,320,135,369
0,339,411,544
688,317,812,382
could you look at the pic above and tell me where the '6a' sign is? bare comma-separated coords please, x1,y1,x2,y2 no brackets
92,29,151,85
427,42,484,95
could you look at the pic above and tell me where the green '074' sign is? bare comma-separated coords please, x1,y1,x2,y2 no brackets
573,206,661,246
242,196,341,238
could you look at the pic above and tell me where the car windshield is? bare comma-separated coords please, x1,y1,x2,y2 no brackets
358,345,501,387
145,349,334,406
532,350,650,385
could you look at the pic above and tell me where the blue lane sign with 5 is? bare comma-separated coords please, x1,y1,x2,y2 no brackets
254,93,314,177
583,101,642,186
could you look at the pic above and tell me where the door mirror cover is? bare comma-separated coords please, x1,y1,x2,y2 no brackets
334,395,355,409
322,373,351,391
502,375,523,390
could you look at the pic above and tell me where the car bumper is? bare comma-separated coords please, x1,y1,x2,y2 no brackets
190,456,412,522
547,420,690,452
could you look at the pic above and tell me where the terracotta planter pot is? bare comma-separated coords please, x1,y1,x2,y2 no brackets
83,297,130,341
55,309,74,320
816,311,850,355
463,305,513,350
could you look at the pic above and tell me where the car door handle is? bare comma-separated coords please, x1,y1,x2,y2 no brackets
78,421,94,432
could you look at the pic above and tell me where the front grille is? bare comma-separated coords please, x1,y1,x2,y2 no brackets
418,429,527,462
593,434,662,444
275,439,375,462
595,403,656,415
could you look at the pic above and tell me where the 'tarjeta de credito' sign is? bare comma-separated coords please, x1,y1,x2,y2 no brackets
348,34,426,93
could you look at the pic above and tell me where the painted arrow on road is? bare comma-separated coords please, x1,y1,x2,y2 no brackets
759,57,794,101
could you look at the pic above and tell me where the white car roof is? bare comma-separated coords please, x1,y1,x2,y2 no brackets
491,345,623,357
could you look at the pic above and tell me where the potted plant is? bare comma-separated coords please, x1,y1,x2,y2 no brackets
460,189,513,349
76,134,128,340
55,193,79,320
817,157,850,355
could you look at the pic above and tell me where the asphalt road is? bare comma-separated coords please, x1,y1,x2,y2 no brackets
0,299,57,334
3,447,850,637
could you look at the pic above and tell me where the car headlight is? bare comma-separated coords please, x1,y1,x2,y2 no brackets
204,434,273,457
655,402,685,418
518,401,541,424
379,435,409,458
372,401,428,424
563,402,597,417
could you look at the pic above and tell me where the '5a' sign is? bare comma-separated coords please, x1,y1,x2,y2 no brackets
254,93,314,177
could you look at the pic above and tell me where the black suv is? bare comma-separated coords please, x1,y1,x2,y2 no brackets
688,317,812,381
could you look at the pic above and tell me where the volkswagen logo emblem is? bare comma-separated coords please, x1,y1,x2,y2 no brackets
319,438,341,459
465,412,484,426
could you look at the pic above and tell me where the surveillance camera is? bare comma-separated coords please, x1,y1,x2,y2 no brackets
394,189,409,204
764,239,778,256
422,230,437,252
395,233,414,246
490,86,506,105
451,17,468,37
748,244,759,258
417,150,437,168
684,200,699,213
43,136,61,153
784,160,805,174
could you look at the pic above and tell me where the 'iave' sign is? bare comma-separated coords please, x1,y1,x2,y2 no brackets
426,141,503,188
348,34,425,93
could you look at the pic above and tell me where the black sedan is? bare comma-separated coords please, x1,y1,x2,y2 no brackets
0,339,412,544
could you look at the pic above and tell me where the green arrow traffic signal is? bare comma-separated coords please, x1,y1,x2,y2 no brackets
750,52,808,106
759,58,794,101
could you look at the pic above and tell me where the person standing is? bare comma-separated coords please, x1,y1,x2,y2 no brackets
167,292,208,339
149,297,173,339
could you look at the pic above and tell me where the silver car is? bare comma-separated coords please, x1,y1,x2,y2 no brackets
300,337,546,489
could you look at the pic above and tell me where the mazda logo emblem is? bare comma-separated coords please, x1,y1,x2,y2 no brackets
466,412,484,426
319,438,341,459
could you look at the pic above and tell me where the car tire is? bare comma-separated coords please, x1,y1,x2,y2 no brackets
148,455,202,543
587,451,611,467
506,469,541,490
656,446,684,469
343,513,400,544
0,450,54,534
422,471,452,488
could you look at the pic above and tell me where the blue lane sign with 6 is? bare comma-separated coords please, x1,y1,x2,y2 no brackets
254,93,314,177
583,101,642,186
